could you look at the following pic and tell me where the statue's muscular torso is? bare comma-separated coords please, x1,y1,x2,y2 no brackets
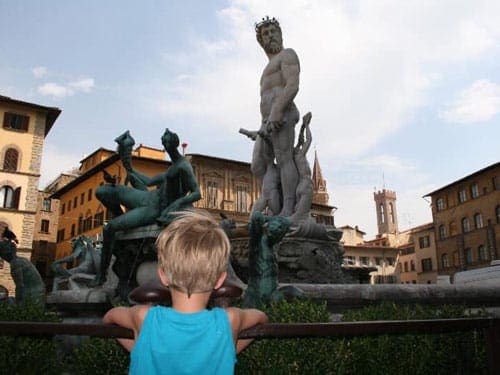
260,48,300,122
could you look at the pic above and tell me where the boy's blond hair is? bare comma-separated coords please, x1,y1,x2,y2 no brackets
156,210,230,296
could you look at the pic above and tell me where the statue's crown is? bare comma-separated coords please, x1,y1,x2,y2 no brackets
255,16,280,33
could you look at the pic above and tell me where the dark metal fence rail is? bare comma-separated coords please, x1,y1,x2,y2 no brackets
1,318,499,374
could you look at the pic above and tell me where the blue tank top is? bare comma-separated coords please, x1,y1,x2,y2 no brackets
130,306,236,374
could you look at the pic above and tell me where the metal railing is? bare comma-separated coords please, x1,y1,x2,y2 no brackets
1,317,499,374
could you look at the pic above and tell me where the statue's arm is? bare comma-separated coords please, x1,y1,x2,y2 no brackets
268,48,300,123
129,170,165,188
178,166,202,206
303,121,312,153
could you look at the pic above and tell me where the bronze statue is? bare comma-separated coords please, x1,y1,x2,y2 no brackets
51,235,101,291
242,211,303,308
0,238,45,303
91,128,201,286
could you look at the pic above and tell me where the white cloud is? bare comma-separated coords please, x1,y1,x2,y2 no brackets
69,78,95,92
32,66,48,79
38,82,74,98
440,79,500,124
37,77,95,98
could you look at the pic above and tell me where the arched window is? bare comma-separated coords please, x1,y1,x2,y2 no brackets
474,213,483,229
3,148,19,171
438,225,446,240
389,203,395,223
479,245,489,262
461,217,470,233
442,253,450,268
0,186,20,209
379,204,385,224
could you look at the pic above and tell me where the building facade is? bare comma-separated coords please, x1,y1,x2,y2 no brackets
425,162,500,280
0,95,60,294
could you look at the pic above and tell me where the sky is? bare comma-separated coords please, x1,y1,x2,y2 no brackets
1,0,499,239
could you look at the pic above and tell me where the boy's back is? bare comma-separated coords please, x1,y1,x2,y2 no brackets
131,306,235,374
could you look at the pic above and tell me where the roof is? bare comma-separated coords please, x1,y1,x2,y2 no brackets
424,161,500,197
186,153,250,167
0,95,61,136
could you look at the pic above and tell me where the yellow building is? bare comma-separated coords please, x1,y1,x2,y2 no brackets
0,95,60,294
425,162,500,280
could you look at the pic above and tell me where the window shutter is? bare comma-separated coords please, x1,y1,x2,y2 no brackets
13,187,21,209
2,113,12,129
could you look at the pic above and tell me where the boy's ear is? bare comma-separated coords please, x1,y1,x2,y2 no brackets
157,267,169,287
214,272,227,290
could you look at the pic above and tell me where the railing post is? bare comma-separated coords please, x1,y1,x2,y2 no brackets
484,318,500,375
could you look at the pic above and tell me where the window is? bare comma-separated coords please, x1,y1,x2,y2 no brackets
461,217,470,233
236,185,248,213
71,224,75,237
436,197,445,212
493,176,499,191
404,262,408,272
359,256,369,266
442,253,450,268
439,225,446,240
73,196,78,208
68,200,71,211
379,204,385,223
453,251,460,267
470,183,479,198
386,257,395,266
94,211,104,228
40,219,49,233
42,198,51,211
389,203,395,223
57,229,65,242
464,248,473,264
374,257,383,266
61,203,65,214
421,258,433,272
458,189,467,203
479,245,489,262
3,112,29,132
344,256,355,265
3,148,19,171
207,181,218,209
410,260,415,271
419,235,430,248
474,213,483,229
80,193,85,205
78,215,83,234
88,188,93,201
0,186,20,209
83,215,92,232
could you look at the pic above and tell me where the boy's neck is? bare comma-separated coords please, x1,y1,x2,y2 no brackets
170,288,212,313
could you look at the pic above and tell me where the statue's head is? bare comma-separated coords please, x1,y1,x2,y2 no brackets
0,240,16,262
255,16,283,55
161,128,180,151
265,216,291,242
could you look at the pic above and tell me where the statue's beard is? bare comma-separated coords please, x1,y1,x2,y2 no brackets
263,40,283,55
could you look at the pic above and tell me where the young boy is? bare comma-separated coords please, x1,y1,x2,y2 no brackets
103,210,268,374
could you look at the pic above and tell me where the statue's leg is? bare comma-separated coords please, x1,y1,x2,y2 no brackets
92,205,159,287
273,118,299,217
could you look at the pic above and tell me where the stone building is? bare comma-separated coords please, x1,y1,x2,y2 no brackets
31,173,77,279
0,95,61,294
424,162,500,280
